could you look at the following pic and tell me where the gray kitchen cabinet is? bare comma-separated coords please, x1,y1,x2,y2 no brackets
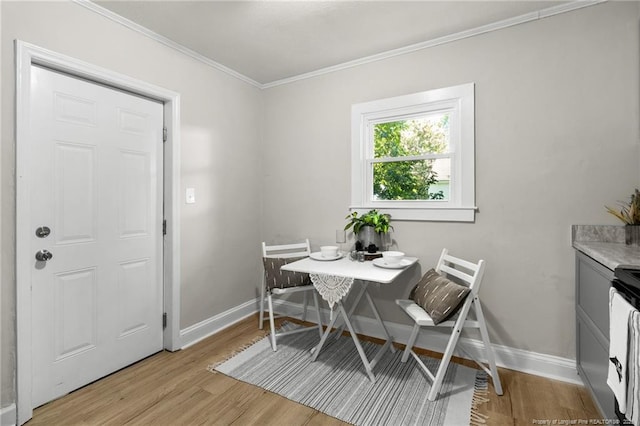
575,251,615,419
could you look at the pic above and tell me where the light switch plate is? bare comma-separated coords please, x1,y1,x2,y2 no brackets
186,187,195,204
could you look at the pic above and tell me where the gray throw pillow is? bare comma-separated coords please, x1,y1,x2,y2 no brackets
263,257,311,290
410,268,470,325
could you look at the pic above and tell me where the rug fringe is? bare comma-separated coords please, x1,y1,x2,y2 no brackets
206,331,270,373
470,371,490,426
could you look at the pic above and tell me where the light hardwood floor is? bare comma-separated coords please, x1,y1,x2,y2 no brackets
30,315,601,425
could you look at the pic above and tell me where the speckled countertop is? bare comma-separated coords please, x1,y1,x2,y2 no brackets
573,241,640,270
572,225,640,270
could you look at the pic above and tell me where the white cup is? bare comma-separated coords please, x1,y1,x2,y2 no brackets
382,251,404,265
320,245,339,258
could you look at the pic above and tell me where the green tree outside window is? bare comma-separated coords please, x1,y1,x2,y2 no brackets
373,114,449,200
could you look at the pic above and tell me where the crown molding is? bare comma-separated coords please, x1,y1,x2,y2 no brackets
76,0,606,90
73,0,263,89
263,0,607,88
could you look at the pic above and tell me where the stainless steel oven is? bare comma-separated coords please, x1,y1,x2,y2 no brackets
612,266,640,425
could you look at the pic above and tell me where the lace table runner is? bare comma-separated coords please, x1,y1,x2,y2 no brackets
310,274,354,317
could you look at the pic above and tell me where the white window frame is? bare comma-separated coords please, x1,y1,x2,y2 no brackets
350,83,476,222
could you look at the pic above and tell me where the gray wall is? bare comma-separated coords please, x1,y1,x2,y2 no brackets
1,1,263,407
261,1,640,357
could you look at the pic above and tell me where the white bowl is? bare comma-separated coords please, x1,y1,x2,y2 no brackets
382,251,405,265
320,245,339,258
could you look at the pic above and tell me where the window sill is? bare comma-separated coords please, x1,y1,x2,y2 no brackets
349,206,477,222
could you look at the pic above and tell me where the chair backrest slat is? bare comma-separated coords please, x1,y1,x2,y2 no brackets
438,264,473,283
442,253,479,272
435,249,486,296
262,240,311,258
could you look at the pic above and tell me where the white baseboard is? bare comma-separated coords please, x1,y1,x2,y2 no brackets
1,404,16,426
178,297,582,385
180,299,258,349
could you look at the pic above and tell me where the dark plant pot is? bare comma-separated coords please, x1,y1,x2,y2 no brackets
625,225,640,246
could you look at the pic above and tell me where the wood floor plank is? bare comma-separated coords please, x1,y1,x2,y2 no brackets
29,314,600,425
231,389,317,425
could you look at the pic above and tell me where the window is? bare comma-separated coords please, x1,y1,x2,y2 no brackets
350,83,475,222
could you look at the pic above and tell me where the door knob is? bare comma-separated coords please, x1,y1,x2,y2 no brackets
35,249,53,262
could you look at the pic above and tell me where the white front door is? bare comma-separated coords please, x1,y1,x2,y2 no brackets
29,65,164,407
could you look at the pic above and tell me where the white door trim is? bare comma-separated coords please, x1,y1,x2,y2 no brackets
15,40,181,425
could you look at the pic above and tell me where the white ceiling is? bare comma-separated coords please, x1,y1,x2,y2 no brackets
93,0,573,85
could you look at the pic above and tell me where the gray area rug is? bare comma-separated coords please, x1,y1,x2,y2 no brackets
210,325,486,425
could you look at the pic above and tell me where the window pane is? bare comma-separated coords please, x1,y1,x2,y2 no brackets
373,113,449,159
373,158,450,201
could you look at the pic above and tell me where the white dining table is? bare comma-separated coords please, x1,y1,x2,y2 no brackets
281,255,418,382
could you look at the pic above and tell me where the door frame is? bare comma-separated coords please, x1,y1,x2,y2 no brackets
15,40,181,425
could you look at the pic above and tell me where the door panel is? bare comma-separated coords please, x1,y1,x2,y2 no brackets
54,268,97,360
30,65,164,407
117,259,152,337
54,92,97,127
54,142,97,244
119,150,150,237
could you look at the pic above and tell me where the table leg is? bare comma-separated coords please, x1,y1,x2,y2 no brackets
309,280,394,382
337,302,376,382
333,282,367,339
310,303,343,361
364,291,396,354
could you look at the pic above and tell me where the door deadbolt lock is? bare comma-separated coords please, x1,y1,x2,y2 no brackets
35,249,53,262
35,226,51,238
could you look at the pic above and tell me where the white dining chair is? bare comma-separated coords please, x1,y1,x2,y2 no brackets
396,248,503,401
259,239,323,351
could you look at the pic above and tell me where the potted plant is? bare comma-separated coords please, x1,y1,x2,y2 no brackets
344,209,393,252
605,189,640,245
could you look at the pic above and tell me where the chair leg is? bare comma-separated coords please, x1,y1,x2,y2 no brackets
474,298,503,395
301,291,308,322
312,290,323,339
259,280,266,329
402,323,421,363
427,298,475,402
267,292,277,351
427,323,463,401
